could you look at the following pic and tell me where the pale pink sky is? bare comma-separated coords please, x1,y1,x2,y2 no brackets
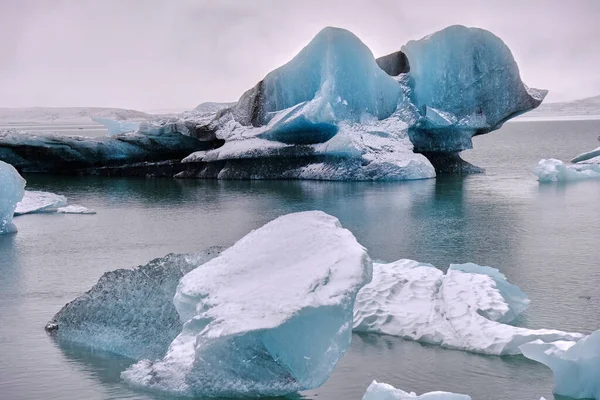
1,0,599,112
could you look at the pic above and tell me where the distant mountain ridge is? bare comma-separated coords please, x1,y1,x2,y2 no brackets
0,107,153,124
523,95,600,118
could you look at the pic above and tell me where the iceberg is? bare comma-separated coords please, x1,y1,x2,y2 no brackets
56,205,96,214
520,330,600,400
48,211,371,397
362,381,471,400
122,211,371,397
0,126,218,174
46,248,224,360
353,260,584,355
92,117,140,136
0,160,25,234
534,158,600,182
401,25,547,154
14,190,67,215
571,145,600,164
178,27,435,181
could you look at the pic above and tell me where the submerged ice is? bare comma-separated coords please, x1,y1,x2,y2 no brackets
48,211,371,397
520,330,600,400
0,160,25,234
353,260,583,355
362,381,471,400
534,158,600,182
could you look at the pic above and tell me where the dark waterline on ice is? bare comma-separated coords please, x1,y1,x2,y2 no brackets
1,120,599,400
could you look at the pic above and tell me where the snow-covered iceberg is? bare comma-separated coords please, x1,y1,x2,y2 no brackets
48,211,371,397
362,380,471,400
92,117,140,136
178,27,435,181
534,158,600,182
520,330,600,400
0,160,25,234
14,190,67,215
401,25,547,154
353,260,583,355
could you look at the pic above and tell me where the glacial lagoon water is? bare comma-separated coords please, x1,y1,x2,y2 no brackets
0,119,599,400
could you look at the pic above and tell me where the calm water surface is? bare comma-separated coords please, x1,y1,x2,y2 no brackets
1,120,599,400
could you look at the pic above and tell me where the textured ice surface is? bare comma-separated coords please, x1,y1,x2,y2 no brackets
0,161,25,234
353,260,583,355
362,381,471,400
14,190,67,215
46,248,224,360
92,117,140,136
0,107,151,123
571,145,600,164
534,158,600,182
122,211,372,397
402,25,546,152
56,205,96,214
521,330,600,400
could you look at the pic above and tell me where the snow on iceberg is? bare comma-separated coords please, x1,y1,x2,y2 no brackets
122,211,371,397
401,25,546,153
14,190,67,215
0,160,25,234
46,249,224,360
534,158,600,183
520,330,600,400
92,117,140,136
178,27,435,181
362,380,471,400
353,260,584,355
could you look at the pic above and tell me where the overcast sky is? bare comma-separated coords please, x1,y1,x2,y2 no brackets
1,0,599,112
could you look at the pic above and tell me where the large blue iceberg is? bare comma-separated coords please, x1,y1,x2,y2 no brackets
178,27,435,181
0,26,545,179
401,25,547,155
48,211,372,397
0,160,25,234
520,330,600,400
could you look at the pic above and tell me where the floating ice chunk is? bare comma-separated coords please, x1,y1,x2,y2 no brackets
520,330,600,400
46,248,224,360
92,117,140,136
402,25,546,152
56,205,96,214
122,211,372,397
0,161,25,234
353,260,583,355
571,146,600,164
534,158,600,182
14,190,67,215
362,381,471,400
